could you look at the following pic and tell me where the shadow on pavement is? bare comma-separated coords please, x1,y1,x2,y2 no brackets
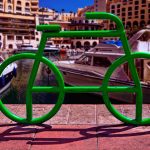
0,123,150,145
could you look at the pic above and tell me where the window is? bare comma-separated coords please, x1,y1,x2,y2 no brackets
141,15,145,19
7,35,14,40
135,11,138,15
135,6,139,10
122,13,125,16
111,5,115,9
85,20,89,24
16,6,21,11
24,36,30,40
117,4,120,8
111,10,115,13
79,20,82,23
17,1,21,5
8,5,12,10
128,7,132,11
142,0,146,4
135,1,139,5
122,8,125,11
26,2,29,7
75,56,92,65
128,12,132,16
93,57,111,67
25,8,30,12
8,44,13,49
8,0,11,3
138,31,150,41
0,4,3,9
141,10,145,14
122,18,125,21
16,36,22,40
117,9,120,13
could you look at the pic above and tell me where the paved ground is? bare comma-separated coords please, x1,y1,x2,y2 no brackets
0,104,150,150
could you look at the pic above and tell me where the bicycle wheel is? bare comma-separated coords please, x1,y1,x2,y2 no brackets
102,52,150,125
0,53,65,124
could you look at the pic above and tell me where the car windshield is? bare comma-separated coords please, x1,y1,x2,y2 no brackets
93,56,111,67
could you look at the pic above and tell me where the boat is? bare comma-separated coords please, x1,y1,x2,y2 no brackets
17,44,38,52
0,56,17,94
44,45,60,53
54,29,150,103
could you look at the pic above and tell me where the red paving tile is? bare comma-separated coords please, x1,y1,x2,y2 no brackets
68,105,96,124
0,104,150,150
30,125,97,150
50,105,70,124
97,125,150,150
0,105,20,124
96,105,122,125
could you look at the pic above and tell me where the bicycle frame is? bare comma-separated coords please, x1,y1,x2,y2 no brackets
0,12,149,125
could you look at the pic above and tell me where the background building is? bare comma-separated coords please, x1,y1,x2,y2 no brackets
0,0,38,15
107,0,150,37
0,0,39,51
68,6,101,50
94,0,107,12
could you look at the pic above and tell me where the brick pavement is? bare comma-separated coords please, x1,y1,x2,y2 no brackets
0,104,150,150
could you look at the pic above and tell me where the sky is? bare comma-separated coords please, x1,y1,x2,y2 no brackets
39,0,93,12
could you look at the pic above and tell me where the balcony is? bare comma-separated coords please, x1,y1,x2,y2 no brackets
0,19,35,26
31,5,38,9
31,0,38,4
0,27,35,32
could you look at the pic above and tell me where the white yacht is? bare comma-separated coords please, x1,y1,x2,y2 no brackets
44,45,60,53
17,44,38,52
54,29,150,103
0,56,17,94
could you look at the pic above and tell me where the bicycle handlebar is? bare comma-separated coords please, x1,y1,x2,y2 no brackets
36,24,61,32
85,12,124,31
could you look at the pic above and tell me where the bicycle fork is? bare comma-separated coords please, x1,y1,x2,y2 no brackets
26,33,47,122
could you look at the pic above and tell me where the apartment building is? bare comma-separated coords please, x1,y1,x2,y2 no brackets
0,0,39,51
30,0,38,14
67,6,101,49
38,8,55,24
0,0,38,15
94,0,107,12
107,0,150,30
57,12,76,22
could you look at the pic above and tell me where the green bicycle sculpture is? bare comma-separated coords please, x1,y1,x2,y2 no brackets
0,12,149,125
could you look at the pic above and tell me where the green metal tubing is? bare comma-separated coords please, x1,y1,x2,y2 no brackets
85,12,124,31
0,54,65,124
36,24,61,32
44,30,122,38
32,86,136,93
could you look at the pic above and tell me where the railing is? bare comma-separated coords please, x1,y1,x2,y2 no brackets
0,12,150,125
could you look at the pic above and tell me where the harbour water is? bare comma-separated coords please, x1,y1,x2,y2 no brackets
1,52,106,104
